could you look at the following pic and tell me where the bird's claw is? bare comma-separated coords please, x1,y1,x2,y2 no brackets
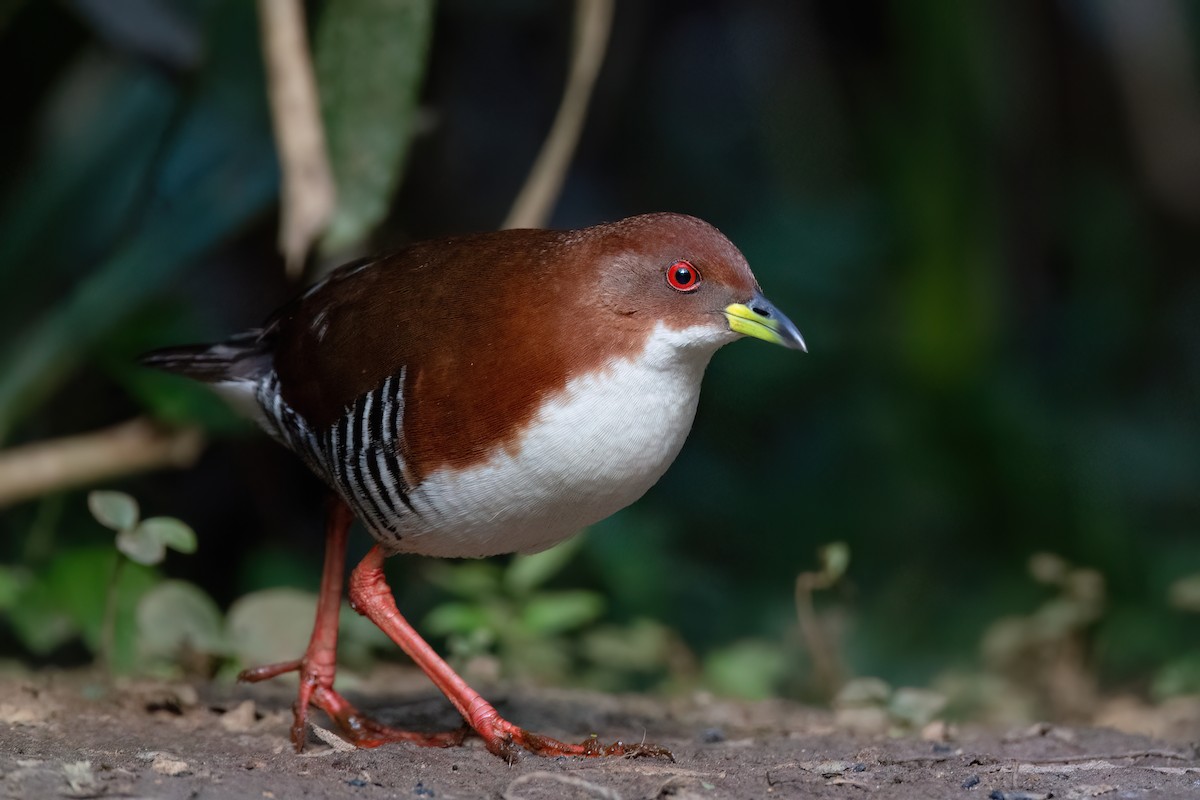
578,737,676,760
492,724,675,761
238,657,466,752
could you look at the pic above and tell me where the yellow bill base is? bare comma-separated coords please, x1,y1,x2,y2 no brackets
724,302,801,349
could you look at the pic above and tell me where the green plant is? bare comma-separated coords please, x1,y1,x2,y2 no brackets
0,490,392,680
87,492,389,677
932,552,1106,724
794,541,851,699
423,535,604,685
88,490,197,567
422,534,680,690
87,490,197,671
1152,574,1200,697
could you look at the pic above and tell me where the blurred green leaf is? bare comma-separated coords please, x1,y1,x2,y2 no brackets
1029,552,1070,586
834,677,893,708
226,588,316,669
580,618,674,672
1153,652,1200,699
505,536,585,596
315,0,435,254
1169,574,1200,614
502,637,571,684
137,579,225,660
444,627,497,663
5,579,77,655
702,639,789,700
337,605,393,667
88,490,139,532
888,687,948,727
0,566,30,610
425,561,502,599
116,527,166,566
520,590,605,636
138,517,197,555
424,601,490,636
7,547,158,670
0,0,276,442
0,163,276,440
0,60,176,296
206,581,385,671
819,541,850,584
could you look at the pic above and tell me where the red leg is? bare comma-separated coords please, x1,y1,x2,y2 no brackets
348,545,674,762
238,499,466,751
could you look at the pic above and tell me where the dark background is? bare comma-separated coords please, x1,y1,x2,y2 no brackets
1,0,1198,711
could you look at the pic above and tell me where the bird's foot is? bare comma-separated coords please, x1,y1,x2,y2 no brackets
347,545,674,762
238,658,466,751
307,684,469,750
472,714,675,763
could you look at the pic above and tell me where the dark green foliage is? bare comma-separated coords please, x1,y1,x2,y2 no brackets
0,1,1197,710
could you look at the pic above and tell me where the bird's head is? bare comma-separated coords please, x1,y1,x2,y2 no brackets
586,212,807,355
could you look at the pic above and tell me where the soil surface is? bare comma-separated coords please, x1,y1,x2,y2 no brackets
1,667,1198,800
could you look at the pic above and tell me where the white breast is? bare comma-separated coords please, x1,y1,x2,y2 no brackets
396,323,733,557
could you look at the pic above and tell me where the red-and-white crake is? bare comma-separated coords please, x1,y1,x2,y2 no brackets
143,212,805,762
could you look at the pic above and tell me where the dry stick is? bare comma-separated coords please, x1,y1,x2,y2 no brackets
0,417,204,508
257,0,336,277
795,572,842,699
1097,0,1200,220
502,0,614,230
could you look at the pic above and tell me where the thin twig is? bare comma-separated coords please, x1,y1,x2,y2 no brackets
795,572,842,699
502,0,613,230
257,0,336,276
0,417,204,508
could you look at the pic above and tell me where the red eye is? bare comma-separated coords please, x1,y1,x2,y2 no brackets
666,260,701,292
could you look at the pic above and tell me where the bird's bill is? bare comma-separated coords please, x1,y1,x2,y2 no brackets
724,295,807,352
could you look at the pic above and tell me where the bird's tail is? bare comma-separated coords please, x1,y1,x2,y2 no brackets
140,330,272,384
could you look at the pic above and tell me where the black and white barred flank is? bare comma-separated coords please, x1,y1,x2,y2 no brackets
256,368,417,538
143,338,417,541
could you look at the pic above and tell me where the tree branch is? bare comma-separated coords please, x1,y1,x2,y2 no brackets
0,417,204,508
503,0,613,230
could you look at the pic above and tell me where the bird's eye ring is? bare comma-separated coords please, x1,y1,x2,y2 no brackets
666,260,701,292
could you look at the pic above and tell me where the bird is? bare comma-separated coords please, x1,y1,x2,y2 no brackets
142,212,805,762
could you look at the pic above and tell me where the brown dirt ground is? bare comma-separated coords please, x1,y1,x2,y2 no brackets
1,667,1198,800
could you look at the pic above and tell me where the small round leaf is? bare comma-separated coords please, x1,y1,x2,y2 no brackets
1170,574,1200,613
505,536,585,596
226,588,318,668
88,491,139,531
116,527,166,566
137,579,225,659
0,566,30,610
139,517,198,554
819,541,851,583
520,590,605,635
423,601,490,637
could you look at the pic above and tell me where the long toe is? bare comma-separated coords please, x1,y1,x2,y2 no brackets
311,685,469,749
497,720,675,761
